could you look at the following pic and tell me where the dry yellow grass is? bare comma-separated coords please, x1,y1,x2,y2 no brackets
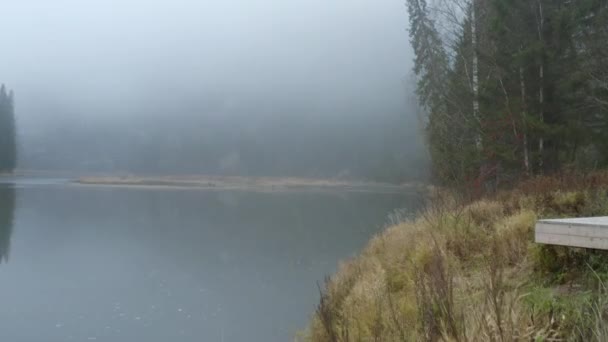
302,173,608,341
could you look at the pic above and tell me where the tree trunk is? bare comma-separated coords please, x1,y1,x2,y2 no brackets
537,0,544,173
471,1,482,151
538,63,544,172
520,65,530,176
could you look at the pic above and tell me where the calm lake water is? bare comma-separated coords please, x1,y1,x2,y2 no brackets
0,181,421,341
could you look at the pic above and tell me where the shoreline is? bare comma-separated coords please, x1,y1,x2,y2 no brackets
72,175,421,193
303,172,608,341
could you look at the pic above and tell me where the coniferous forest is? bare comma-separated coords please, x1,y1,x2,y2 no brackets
408,0,608,187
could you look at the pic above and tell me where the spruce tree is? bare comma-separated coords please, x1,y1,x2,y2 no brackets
0,85,16,173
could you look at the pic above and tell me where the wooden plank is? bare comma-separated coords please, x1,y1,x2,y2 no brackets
535,217,608,250
535,232,608,249
536,222,608,239
539,216,608,226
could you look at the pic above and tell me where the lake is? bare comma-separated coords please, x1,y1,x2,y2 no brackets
0,181,421,341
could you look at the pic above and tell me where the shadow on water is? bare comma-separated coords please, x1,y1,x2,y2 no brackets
0,186,15,263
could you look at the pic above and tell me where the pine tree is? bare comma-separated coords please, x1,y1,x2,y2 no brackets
0,85,16,172
407,0,449,110
407,0,459,183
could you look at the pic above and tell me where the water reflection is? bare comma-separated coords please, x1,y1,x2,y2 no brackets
0,186,420,341
0,186,15,263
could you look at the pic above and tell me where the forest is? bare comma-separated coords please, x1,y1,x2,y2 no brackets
17,94,427,182
409,0,608,187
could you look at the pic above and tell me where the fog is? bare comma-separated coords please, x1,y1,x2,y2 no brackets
0,0,425,181
0,3,425,339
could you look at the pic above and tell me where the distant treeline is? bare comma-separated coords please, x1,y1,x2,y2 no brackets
0,85,16,172
408,0,608,185
20,105,428,182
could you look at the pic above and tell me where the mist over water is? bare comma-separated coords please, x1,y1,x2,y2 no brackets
0,1,427,341
1,0,425,180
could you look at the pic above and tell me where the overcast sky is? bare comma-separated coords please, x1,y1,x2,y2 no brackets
1,0,413,124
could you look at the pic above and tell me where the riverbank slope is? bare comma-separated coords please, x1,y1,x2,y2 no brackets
303,172,608,341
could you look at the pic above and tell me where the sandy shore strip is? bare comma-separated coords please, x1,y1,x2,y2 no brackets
74,175,418,193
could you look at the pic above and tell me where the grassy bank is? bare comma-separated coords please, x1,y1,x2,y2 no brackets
303,173,608,341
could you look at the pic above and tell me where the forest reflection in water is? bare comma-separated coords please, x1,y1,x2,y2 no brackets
0,186,15,263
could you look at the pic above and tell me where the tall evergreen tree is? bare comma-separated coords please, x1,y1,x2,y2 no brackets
0,85,16,172
407,0,465,183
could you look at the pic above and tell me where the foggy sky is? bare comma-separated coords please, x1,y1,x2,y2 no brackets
1,0,413,124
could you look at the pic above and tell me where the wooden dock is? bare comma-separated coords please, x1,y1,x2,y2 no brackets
535,217,608,250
